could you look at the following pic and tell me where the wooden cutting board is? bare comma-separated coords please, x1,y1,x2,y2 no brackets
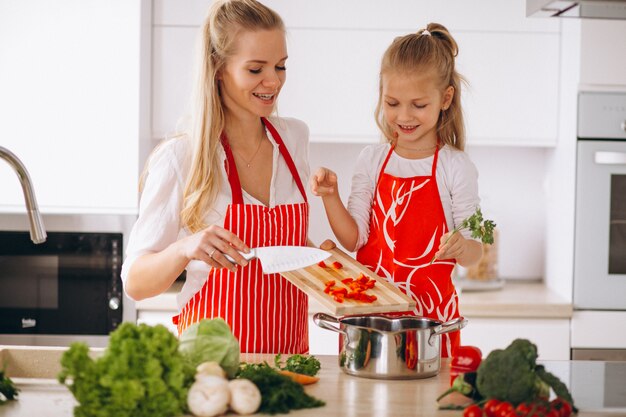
280,246,416,316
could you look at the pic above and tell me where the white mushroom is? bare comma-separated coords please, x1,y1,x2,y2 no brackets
196,361,227,379
187,377,230,417
228,379,262,415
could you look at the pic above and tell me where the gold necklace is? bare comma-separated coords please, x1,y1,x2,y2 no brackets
232,134,265,168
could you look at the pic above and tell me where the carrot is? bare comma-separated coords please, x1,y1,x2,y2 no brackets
278,370,320,385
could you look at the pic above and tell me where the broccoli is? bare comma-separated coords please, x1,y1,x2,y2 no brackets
475,339,576,409
476,339,544,405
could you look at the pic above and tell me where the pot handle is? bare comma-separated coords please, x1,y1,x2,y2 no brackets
313,312,347,336
429,316,468,345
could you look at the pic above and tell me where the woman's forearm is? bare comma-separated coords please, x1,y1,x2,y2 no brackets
125,241,189,300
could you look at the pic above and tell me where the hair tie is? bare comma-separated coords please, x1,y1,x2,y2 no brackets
421,29,431,37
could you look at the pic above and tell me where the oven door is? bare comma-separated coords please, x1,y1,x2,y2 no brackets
574,140,626,310
0,231,123,336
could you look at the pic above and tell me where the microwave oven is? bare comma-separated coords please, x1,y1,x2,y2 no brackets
0,213,136,347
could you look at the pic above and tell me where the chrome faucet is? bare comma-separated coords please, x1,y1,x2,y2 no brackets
0,146,46,243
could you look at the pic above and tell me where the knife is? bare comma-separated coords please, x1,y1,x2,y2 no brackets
187,246,331,274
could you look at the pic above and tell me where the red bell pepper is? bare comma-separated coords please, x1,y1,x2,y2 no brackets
449,345,482,385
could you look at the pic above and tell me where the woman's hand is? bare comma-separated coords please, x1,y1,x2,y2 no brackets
310,167,338,197
179,225,250,272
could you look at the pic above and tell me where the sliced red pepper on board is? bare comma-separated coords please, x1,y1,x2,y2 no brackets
341,278,354,284
318,261,328,268
324,280,335,287
331,261,343,269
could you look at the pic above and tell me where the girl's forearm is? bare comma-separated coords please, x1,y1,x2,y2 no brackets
456,239,483,267
125,241,189,300
322,194,359,252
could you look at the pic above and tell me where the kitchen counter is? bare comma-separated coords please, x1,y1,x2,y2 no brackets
1,351,623,417
136,280,573,319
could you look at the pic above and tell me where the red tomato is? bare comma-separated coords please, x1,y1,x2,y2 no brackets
494,402,514,417
545,410,560,417
483,399,501,417
463,404,484,417
550,398,573,417
515,402,531,416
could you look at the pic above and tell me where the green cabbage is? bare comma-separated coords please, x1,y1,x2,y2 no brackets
178,318,240,378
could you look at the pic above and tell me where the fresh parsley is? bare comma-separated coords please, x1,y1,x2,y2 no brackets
0,367,19,405
274,354,321,377
430,207,496,264
237,362,324,414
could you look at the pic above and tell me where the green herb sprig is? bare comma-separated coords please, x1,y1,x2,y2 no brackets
0,367,19,405
237,362,325,414
430,207,496,265
274,353,321,377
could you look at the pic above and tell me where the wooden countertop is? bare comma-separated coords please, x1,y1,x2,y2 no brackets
136,281,573,319
2,354,620,417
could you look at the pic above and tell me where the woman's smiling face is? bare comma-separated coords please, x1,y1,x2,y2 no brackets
382,70,453,148
219,28,287,119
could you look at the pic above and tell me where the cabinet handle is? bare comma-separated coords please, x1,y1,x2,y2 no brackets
595,151,626,165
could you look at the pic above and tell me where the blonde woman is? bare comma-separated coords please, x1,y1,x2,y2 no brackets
122,0,311,353
310,24,482,357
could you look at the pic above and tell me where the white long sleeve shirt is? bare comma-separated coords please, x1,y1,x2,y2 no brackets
121,116,310,310
347,143,480,250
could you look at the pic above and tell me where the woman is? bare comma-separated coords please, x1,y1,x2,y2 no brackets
121,0,311,354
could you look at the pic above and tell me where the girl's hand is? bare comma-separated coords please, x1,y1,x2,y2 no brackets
310,167,338,197
433,231,467,262
179,225,250,272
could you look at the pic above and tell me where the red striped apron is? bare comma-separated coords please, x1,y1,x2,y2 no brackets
356,144,460,357
173,118,309,354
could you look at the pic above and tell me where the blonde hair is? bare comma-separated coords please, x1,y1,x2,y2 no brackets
141,0,285,233
375,23,466,150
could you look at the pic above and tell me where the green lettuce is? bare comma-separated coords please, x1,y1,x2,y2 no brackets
178,318,240,378
58,323,194,417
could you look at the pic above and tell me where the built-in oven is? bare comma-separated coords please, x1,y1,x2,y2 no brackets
572,91,626,360
0,213,136,347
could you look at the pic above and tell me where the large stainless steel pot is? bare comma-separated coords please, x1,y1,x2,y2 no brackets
313,312,467,379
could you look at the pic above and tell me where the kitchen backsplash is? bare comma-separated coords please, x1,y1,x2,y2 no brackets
308,142,547,280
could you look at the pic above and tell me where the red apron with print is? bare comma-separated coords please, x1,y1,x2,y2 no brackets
356,144,460,357
173,118,309,354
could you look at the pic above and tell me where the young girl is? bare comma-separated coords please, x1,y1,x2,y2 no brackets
122,0,311,354
310,23,482,357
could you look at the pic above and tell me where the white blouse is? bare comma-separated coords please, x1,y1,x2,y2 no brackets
347,143,481,250
121,116,310,310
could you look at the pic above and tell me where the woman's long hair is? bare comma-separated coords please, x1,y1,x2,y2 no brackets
374,22,466,150
141,0,284,233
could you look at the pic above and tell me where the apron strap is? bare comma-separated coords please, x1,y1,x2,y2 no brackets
431,141,440,177
375,144,396,190
262,117,308,203
220,132,245,205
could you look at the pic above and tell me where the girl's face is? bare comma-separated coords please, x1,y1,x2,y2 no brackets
219,29,287,120
382,70,454,148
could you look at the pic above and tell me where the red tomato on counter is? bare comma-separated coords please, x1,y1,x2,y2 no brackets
463,404,484,417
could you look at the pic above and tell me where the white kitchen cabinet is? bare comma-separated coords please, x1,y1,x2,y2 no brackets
152,0,560,146
136,310,179,335
461,317,571,360
0,0,150,214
